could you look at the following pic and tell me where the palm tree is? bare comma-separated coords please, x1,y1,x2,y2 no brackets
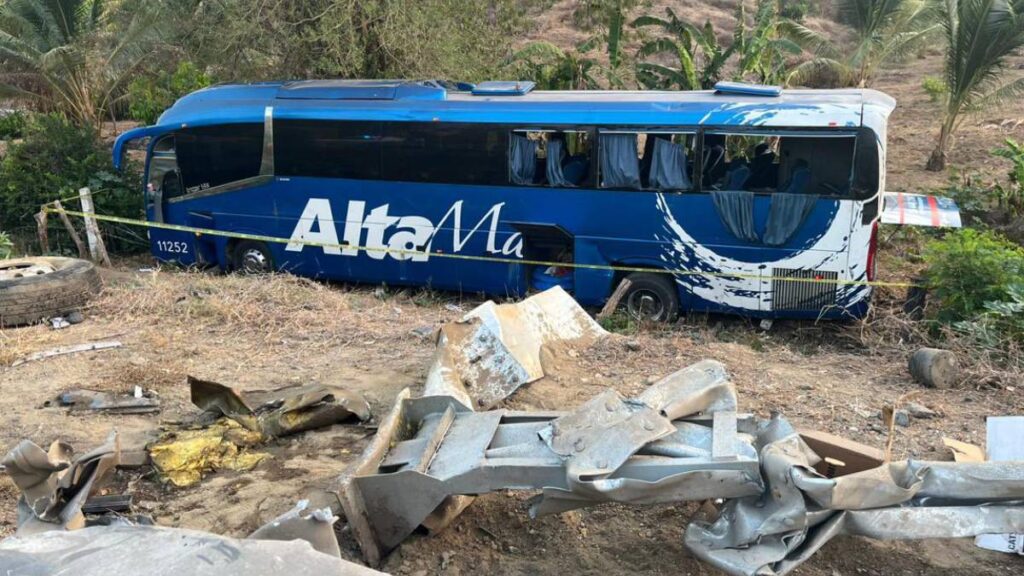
787,0,938,87
926,0,1024,171
0,0,163,126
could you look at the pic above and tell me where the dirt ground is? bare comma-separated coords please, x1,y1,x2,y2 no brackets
1,267,1021,575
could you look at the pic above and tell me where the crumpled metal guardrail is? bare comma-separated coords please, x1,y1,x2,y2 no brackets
339,358,1024,574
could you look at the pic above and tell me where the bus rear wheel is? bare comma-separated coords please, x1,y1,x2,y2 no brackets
621,272,679,322
232,241,273,274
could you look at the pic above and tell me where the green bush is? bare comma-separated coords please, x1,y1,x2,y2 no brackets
0,230,12,259
923,228,1024,324
921,76,946,103
991,138,1024,215
953,283,1024,350
0,110,27,139
0,114,141,250
127,62,212,125
779,0,814,21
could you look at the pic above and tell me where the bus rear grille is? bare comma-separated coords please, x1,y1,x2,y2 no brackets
771,268,838,311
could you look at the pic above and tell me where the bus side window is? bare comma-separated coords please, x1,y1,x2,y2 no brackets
275,120,381,180
704,133,855,197
704,134,779,192
598,132,696,191
509,130,592,187
175,123,264,193
382,123,506,185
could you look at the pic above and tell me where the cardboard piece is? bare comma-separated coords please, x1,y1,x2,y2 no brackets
799,429,884,477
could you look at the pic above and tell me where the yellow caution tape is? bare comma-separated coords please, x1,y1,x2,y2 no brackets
43,205,921,289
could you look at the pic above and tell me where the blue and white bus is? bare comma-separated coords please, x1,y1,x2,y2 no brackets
113,79,895,321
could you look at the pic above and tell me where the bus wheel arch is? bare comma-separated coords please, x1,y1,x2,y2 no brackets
610,266,680,322
230,240,274,274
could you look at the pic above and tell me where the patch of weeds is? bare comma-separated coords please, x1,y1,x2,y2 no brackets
412,288,445,307
598,311,639,334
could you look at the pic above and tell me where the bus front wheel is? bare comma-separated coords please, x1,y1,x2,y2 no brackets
621,272,679,322
232,241,274,274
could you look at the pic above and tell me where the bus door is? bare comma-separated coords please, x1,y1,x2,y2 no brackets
143,134,207,265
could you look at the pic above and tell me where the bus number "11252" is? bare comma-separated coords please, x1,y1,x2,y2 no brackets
156,240,189,254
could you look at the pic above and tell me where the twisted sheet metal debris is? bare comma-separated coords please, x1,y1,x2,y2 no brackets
339,352,1024,574
338,359,761,565
1,435,383,574
189,377,371,437
0,523,386,575
0,431,120,535
423,286,606,409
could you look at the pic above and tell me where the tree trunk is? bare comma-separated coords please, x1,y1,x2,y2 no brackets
926,120,953,171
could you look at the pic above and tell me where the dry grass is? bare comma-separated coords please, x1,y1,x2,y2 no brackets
846,297,1023,388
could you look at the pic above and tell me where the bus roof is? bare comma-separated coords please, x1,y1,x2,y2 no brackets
154,80,896,131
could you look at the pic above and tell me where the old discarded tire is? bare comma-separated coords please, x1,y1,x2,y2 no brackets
0,257,101,327
908,347,959,389
621,272,680,322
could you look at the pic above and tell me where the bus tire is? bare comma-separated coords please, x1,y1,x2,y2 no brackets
621,272,679,322
232,241,274,274
0,257,101,327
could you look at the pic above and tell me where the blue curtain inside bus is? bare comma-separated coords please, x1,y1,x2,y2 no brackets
510,134,536,185
649,137,691,190
763,193,819,246
711,190,759,243
599,133,640,189
546,138,571,187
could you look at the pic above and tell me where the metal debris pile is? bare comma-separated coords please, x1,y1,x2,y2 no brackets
1,287,1022,575
0,433,383,575
336,288,1024,575
340,355,1024,575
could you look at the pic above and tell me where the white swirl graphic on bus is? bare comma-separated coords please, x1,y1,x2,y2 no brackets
286,198,524,261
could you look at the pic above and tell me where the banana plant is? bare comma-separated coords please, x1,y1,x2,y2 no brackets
633,8,733,90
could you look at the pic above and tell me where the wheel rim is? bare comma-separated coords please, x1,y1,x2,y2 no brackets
0,261,56,281
626,289,666,321
239,248,270,273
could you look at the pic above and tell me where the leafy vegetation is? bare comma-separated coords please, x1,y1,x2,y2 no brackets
0,114,140,243
788,0,937,87
509,42,602,89
633,0,820,90
127,62,211,125
633,9,733,90
0,110,27,139
991,138,1024,215
922,228,1024,323
952,283,1024,358
0,230,12,259
0,0,164,126
926,0,1024,171
922,75,948,101
169,0,535,83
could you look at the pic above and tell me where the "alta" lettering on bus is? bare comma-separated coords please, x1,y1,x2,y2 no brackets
285,198,524,261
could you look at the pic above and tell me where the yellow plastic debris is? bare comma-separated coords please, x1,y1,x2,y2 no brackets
149,418,268,487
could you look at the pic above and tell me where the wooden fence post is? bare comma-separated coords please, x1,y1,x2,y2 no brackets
54,200,89,259
34,211,49,254
78,187,111,266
